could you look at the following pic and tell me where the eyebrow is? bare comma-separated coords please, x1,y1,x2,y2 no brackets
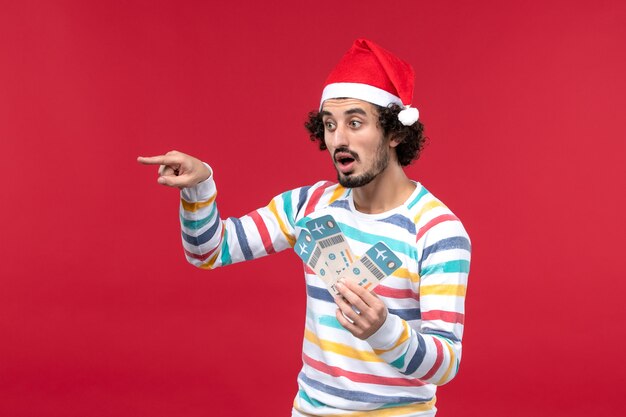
320,108,367,117
345,108,367,116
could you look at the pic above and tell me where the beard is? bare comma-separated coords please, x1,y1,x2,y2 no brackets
336,142,389,188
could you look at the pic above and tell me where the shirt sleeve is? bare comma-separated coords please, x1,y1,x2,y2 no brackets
365,218,471,385
178,170,304,269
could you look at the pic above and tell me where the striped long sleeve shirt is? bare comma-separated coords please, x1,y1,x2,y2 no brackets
179,175,471,417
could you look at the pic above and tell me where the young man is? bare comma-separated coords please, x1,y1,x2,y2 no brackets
138,39,470,417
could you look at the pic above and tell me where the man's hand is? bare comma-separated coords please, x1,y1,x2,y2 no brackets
334,279,388,340
137,150,211,189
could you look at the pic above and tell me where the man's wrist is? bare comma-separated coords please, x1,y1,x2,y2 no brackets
181,162,215,202
365,313,404,350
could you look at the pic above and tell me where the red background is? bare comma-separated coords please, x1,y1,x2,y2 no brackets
2,1,625,416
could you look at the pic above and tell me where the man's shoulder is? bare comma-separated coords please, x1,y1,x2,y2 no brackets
407,183,455,217
287,180,345,200
282,180,348,218
407,182,469,243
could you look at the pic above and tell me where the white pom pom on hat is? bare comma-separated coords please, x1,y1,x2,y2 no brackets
398,106,419,126
320,38,419,126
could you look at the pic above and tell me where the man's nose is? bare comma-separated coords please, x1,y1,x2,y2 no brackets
329,125,349,148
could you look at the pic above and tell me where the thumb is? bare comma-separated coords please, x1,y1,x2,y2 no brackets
157,174,183,187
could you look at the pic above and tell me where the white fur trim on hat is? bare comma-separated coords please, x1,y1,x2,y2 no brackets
320,82,404,109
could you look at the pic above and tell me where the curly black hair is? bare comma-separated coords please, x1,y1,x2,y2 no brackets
304,103,427,166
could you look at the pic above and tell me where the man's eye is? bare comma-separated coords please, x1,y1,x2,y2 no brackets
325,121,336,130
349,120,362,128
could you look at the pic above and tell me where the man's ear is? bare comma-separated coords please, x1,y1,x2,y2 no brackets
389,134,402,148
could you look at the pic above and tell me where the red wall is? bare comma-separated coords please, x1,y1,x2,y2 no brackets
2,1,625,416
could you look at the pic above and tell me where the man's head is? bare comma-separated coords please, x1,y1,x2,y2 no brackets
305,39,426,187
305,99,425,187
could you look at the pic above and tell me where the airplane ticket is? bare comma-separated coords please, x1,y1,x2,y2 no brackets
305,215,354,279
329,241,402,295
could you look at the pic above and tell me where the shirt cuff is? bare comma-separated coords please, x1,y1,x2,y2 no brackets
180,163,215,202
365,312,404,350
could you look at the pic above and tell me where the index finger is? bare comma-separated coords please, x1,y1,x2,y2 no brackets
137,155,178,165
341,278,379,307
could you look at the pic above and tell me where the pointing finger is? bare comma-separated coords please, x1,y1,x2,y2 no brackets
137,155,181,166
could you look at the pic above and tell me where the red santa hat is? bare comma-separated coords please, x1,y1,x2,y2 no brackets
320,38,419,126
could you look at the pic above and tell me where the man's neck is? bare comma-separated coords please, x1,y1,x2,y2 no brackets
351,164,416,214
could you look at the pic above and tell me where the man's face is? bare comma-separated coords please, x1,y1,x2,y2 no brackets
321,98,391,188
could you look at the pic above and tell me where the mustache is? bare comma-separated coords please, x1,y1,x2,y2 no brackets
333,147,360,162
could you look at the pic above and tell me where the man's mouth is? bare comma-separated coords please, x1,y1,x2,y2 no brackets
334,151,358,174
